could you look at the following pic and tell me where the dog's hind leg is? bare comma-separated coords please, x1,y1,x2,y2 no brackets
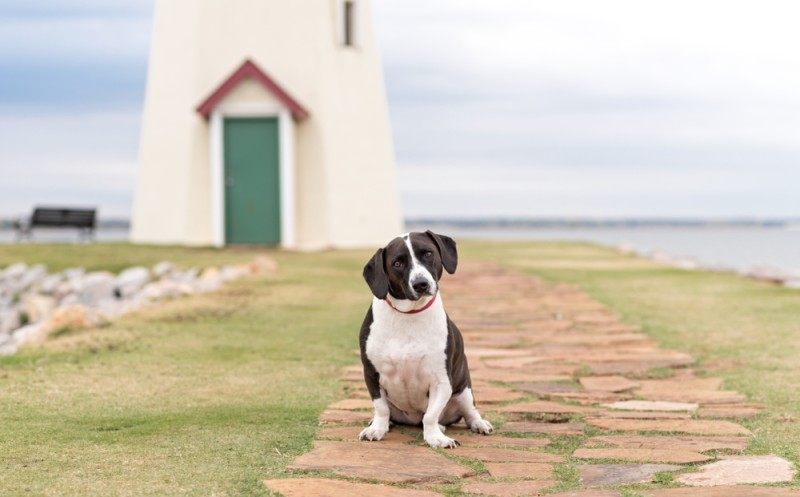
454,387,493,434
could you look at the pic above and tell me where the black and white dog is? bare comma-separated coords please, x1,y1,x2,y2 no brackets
358,231,493,448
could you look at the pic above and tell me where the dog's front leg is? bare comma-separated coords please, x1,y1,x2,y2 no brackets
359,392,391,441
423,381,459,448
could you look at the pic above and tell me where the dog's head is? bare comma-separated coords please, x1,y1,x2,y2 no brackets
363,231,457,301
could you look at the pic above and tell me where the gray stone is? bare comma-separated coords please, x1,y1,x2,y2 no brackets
23,294,56,323
37,274,64,295
677,455,795,486
0,308,20,334
580,464,682,485
152,261,175,278
1,263,28,280
115,267,150,298
18,264,47,290
78,272,116,305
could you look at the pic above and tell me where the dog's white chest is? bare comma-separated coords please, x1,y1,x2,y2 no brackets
366,299,449,414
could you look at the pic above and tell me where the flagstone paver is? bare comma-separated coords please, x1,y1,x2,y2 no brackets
483,462,554,479
676,455,795,486
452,446,564,463
583,434,749,452
579,375,639,392
585,417,751,435
642,487,800,496
573,448,711,464
579,463,682,485
462,480,556,496
263,478,441,497
288,441,472,483
276,264,790,496
601,400,698,412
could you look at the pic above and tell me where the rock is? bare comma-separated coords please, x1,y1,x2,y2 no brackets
8,322,44,348
21,305,93,346
579,464,681,485
115,267,150,298
501,421,585,436
319,409,372,424
18,264,47,290
23,294,56,323
676,455,795,486
318,426,415,443
585,417,750,436
328,398,373,410
78,272,116,305
249,255,278,274
288,440,472,483
602,400,698,412
138,282,168,301
497,400,595,416
195,267,224,293
580,376,639,392
263,478,440,497
573,448,710,464
484,462,554,479
549,493,621,497
0,308,20,335
462,480,557,496
785,279,800,289
152,261,175,278
583,435,748,453
1,263,28,280
451,447,563,464
36,274,63,295
454,434,550,449
643,486,800,496
220,265,248,281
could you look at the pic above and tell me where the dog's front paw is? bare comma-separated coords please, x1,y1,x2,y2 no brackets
469,418,494,435
425,431,460,449
359,424,388,441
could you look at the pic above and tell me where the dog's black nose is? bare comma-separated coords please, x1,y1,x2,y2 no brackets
412,280,430,294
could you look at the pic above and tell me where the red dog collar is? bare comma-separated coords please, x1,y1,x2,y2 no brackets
385,293,437,314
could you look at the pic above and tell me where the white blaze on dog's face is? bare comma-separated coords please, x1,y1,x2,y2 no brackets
362,231,458,302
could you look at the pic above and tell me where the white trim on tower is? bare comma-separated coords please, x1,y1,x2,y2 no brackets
209,102,295,248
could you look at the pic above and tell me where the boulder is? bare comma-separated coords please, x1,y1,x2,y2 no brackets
249,255,278,274
195,267,223,292
18,264,47,291
37,274,64,295
221,265,248,281
78,272,116,305
115,267,150,298
0,308,20,335
1,263,28,281
23,294,56,323
152,261,175,278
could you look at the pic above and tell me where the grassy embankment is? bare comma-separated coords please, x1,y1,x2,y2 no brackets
1,241,798,495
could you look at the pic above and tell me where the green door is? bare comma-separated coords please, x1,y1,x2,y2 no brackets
223,117,281,245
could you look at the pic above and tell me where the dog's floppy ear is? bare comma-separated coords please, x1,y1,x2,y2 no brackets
426,230,458,274
363,248,389,299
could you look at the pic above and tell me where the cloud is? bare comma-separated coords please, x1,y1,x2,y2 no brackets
1,0,799,220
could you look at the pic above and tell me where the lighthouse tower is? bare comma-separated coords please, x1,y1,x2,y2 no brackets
131,0,402,248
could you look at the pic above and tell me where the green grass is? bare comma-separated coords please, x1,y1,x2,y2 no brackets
0,244,372,496
2,240,800,495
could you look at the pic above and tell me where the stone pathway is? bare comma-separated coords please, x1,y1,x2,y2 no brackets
264,264,798,496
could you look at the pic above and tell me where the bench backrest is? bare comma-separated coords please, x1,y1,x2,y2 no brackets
31,207,96,229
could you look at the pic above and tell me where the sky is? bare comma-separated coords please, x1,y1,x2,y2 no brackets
1,0,799,220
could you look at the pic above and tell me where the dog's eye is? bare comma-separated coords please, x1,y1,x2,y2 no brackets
393,260,404,269
423,251,433,259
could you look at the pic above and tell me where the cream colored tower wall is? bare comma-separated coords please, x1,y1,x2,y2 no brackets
131,0,401,248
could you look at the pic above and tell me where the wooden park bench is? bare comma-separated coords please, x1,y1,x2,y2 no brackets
13,207,97,241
